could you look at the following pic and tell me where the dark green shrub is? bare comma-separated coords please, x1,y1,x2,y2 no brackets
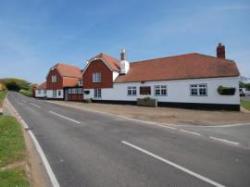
217,86,236,95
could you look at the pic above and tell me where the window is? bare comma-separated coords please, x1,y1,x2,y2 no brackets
140,86,151,95
53,90,57,97
94,88,101,98
127,86,137,96
154,85,167,96
51,75,57,83
190,84,207,96
58,90,61,96
78,80,83,86
38,90,41,94
92,73,101,83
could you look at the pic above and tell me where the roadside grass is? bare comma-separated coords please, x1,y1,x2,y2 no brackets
0,91,7,106
19,89,33,97
241,100,250,110
0,168,29,187
0,115,29,186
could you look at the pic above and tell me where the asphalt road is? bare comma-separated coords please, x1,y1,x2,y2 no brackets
7,92,250,187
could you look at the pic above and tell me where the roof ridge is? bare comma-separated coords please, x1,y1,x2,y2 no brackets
131,53,198,64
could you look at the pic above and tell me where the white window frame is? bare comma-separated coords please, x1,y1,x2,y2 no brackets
127,86,137,96
154,85,167,96
94,88,101,98
92,72,101,83
190,84,207,96
51,75,57,83
53,90,57,97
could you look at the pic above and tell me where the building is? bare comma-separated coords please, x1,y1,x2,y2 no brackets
46,63,84,101
35,43,240,110
82,44,240,110
35,82,46,98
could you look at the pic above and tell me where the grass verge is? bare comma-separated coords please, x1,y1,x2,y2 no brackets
0,91,7,106
241,100,250,110
0,115,29,186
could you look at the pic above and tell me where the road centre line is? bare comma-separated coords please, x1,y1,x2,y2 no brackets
122,141,225,187
209,136,239,146
179,129,201,136
49,110,81,124
30,103,41,108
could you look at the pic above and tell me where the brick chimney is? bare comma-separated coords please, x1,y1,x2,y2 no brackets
216,43,225,59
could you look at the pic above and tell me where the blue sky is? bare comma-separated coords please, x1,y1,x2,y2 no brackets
0,0,249,83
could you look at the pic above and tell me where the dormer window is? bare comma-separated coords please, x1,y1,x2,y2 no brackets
78,80,83,86
92,72,101,83
51,75,57,83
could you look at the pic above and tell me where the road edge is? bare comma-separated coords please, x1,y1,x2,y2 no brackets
5,97,60,187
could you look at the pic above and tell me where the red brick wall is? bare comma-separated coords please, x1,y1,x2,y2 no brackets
67,94,84,101
46,69,63,90
83,60,113,89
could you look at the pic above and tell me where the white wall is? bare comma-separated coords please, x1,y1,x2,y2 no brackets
86,77,240,105
46,89,64,99
113,71,119,81
35,89,46,98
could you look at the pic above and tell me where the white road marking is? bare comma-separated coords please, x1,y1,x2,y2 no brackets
122,141,225,187
209,136,239,146
30,103,41,109
49,111,81,124
179,129,201,136
7,98,60,187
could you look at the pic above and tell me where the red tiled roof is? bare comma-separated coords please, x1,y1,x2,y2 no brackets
90,53,120,71
115,53,239,83
37,82,46,89
63,77,80,87
53,63,82,78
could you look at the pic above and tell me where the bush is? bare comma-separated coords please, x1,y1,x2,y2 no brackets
83,99,92,103
137,97,158,107
217,86,236,95
19,89,33,97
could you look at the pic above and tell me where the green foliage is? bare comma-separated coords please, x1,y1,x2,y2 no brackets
19,89,33,97
0,169,29,187
137,97,158,107
217,86,236,95
240,81,250,90
0,116,26,167
0,78,31,91
241,100,250,110
0,91,7,106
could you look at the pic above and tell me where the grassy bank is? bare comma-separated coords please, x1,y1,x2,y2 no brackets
241,100,250,110
0,116,29,186
0,91,7,106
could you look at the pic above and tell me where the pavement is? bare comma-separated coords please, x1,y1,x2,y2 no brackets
7,92,250,187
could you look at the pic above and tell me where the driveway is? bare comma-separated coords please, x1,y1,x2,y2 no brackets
7,92,250,187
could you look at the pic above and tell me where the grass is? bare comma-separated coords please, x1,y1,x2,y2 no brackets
241,100,250,110
0,91,7,106
19,89,33,97
0,115,29,186
0,168,29,187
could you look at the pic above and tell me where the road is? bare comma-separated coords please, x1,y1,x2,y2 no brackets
7,92,250,187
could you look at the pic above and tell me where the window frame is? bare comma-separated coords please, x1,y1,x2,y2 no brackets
92,72,102,83
154,85,167,96
190,84,208,96
94,88,102,98
127,86,137,96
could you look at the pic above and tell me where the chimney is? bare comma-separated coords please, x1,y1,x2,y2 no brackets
120,48,126,60
216,43,225,59
120,49,130,74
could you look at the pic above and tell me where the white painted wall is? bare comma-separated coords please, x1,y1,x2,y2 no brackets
87,77,240,104
46,89,64,99
113,71,119,81
35,89,46,98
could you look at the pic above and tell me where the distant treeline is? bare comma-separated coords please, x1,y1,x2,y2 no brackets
240,81,250,90
0,78,33,91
